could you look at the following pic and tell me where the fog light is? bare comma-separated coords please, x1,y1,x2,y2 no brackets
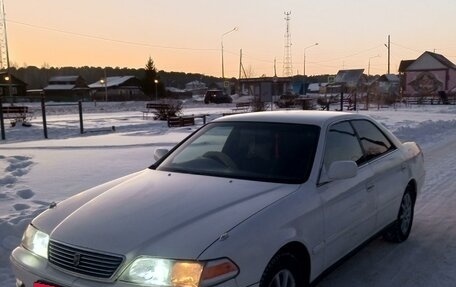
15,278,24,287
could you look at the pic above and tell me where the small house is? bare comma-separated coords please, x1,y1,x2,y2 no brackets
325,69,366,110
43,76,90,102
366,74,400,107
0,72,27,99
399,51,456,101
239,77,293,102
89,76,145,101
185,80,207,95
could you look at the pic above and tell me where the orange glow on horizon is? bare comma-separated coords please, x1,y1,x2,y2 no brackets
5,0,456,78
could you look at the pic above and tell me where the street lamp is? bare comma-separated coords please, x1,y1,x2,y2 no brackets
154,79,159,102
303,43,319,95
0,75,8,140
366,55,380,110
99,78,108,101
4,74,11,101
221,27,238,80
368,55,380,76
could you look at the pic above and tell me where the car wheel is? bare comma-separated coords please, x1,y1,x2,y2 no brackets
259,253,307,287
384,187,415,243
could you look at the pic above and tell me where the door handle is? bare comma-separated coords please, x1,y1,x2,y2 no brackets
367,184,375,192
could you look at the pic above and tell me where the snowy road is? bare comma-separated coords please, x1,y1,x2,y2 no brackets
316,132,456,286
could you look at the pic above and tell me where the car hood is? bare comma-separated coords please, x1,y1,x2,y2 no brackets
38,169,299,259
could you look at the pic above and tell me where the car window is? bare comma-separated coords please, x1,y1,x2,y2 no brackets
351,120,394,163
323,121,364,171
171,125,232,164
158,122,320,183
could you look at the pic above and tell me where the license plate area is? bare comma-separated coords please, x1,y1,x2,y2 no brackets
34,282,62,287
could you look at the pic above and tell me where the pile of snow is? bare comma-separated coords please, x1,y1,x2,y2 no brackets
2,102,456,286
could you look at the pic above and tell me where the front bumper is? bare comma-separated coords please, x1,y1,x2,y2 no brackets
10,246,240,287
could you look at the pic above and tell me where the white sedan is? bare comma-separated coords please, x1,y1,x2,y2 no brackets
11,111,425,287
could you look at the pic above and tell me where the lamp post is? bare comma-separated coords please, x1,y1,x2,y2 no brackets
303,43,318,95
154,79,159,102
4,75,10,98
366,55,380,110
221,27,238,80
368,55,380,76
0,75,7,140
99,78,108,102
4,75,10,101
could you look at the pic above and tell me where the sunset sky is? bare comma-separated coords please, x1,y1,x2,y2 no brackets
4,0,456,78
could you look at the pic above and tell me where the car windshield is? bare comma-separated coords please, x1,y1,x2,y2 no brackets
157,122,320,183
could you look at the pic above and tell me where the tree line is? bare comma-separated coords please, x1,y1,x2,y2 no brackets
7,57,332,93
8,60,222,91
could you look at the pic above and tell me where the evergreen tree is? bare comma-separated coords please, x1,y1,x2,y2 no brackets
142,57,159,99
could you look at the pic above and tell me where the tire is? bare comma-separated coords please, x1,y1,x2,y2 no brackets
384,187,415,243
259,253,307,287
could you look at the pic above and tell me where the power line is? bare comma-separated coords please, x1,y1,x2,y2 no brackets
390,42,421,53
313,45,384,63
7,19,219,52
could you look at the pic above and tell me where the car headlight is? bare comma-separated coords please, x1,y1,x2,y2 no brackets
22,224,49,259
120,257,239,287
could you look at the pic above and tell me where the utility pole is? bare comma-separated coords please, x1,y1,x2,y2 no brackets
0,0,9,71
239,49,242,80
385,35,391,74
274,58,277,77
0,0,9,140
303,43,319,95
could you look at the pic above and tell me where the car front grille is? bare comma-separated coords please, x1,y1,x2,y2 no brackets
48,240,124,279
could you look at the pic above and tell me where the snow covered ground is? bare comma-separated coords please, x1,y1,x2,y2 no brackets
1,101,456,286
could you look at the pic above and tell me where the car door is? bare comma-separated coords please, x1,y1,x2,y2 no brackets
351,120,409,230
317,121,377,266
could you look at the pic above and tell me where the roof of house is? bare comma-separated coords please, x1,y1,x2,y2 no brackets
88,76,137,88
425,51,456,69
398,60,414,72
43,84,76,91
49,76,80,82
378,74,400,82
44,75,89,91
0,72,27,86
307,83,328,92
332,69,365,87
399,51,456,72
185,80,206,87
239,76,292,83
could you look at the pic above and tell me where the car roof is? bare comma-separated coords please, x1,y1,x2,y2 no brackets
214,110,367,127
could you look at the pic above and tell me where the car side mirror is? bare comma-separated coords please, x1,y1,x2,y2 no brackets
327,160,358,180
154,148,169,161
